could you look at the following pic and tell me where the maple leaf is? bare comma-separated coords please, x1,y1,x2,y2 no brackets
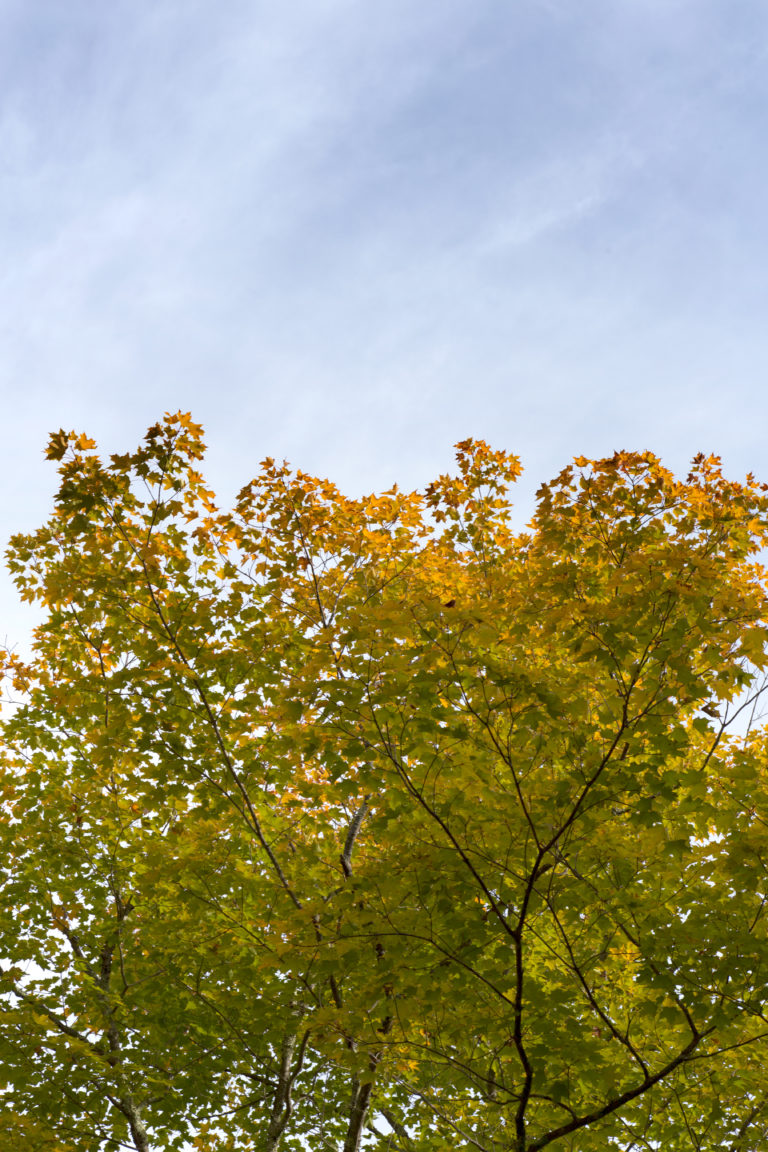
3,418,768,1152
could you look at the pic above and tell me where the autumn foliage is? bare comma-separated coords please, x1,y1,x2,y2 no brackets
2,414,768,1150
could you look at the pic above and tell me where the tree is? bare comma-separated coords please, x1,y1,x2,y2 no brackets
2,413,768,1151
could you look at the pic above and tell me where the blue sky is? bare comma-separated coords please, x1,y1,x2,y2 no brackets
2,0,768,643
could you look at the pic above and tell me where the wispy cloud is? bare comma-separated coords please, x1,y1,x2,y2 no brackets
2,0,768,642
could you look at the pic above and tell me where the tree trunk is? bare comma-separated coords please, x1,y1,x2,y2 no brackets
343,1077,374,1152
124,1099,151,1152
265,1029,299,1152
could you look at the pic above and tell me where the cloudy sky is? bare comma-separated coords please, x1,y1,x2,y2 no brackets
2,0,768,643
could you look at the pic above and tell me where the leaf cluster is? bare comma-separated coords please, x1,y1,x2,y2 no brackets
3,418,768,1150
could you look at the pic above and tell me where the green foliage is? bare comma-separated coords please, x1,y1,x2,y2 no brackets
2,417,768,1150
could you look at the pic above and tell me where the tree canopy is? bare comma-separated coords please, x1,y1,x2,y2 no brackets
3,413,768,1151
